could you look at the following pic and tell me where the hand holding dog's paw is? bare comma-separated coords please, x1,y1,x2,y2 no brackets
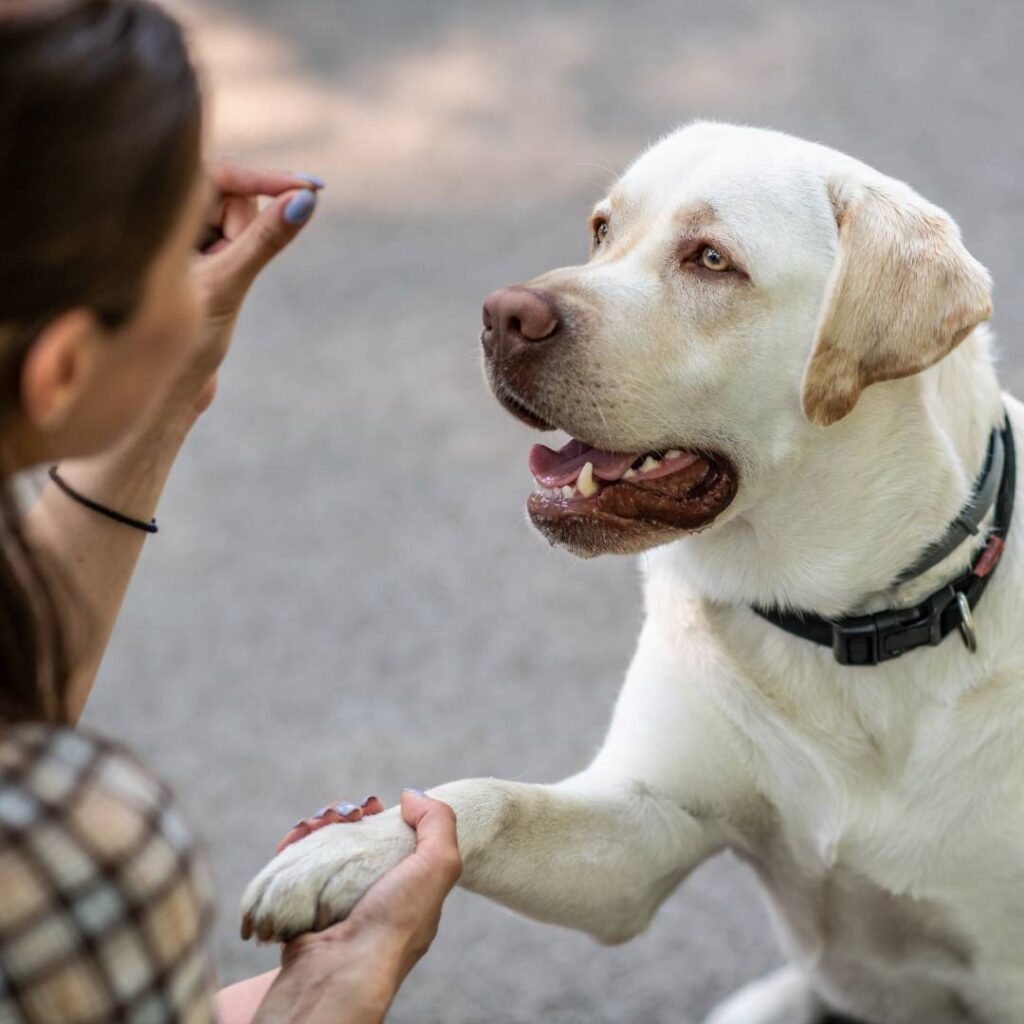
240,791,461,948
240,806,415,942
242,793,461,1024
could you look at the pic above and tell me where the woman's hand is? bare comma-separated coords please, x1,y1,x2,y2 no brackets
164,159,324,422
275,794,386,853
241,791,461,1024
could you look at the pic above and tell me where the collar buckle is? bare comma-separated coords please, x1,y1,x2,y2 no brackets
831,589,952,666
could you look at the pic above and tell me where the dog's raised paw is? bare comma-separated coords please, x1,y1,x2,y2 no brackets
239,807,415,942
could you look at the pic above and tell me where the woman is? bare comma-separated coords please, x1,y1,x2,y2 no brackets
0,1,461,1021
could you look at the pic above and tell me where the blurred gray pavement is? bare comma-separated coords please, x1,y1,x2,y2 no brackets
81,2,1024,1021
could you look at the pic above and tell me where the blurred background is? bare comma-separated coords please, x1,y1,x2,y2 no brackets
81,2,1024,1021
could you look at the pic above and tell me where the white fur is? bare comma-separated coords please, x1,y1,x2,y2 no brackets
704,965,826,1024
242,124,1024,1023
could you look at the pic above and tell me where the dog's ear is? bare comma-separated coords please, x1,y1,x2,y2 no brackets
801,178,992,427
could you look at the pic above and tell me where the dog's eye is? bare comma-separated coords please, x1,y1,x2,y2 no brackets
593,219,610,246
699,246,730,271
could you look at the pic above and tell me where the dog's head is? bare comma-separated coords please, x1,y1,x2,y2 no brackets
481,122,992,558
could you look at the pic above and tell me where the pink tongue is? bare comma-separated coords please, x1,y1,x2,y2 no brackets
529,439,639,487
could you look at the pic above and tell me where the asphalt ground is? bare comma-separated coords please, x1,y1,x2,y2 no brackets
81,2,1024,1020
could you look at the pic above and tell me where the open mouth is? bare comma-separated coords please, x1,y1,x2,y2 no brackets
487,373,738,553
527,437,736,534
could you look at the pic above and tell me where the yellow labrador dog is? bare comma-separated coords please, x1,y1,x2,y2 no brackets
241,123,1023,1024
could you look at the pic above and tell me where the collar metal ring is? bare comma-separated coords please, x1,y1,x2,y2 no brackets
956,591,978,653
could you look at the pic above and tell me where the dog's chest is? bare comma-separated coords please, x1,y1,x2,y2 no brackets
745,830,986,1023
732,688,1024,1023
654,593,1024,1017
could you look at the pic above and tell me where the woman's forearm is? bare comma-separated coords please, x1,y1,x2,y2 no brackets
24,408,195,720
216,970,281,1024
18,163,320,723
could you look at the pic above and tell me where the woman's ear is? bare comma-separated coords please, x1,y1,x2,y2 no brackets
801,177,992,427
19,309,104,433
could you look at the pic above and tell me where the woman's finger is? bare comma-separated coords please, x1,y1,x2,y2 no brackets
222,195,258,241
400,791,462,886
196,196,258,255
202,189,318,310
274,795,383,853
208,157,325,199
275,805,362,854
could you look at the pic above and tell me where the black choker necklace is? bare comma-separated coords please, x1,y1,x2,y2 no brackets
752,413,1016,666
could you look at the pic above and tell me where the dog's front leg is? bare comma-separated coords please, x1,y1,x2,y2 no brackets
241,616,752,944
436,611,758,943
432,772,725,944
240,772,723,945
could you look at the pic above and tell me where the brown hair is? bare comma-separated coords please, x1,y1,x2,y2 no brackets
0,0,202,723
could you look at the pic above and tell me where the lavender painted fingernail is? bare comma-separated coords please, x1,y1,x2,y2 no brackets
284,190,317,225
404,788,426,796
334,802,358,816
359,794,378,807
313,805,330,819
296,172,326,188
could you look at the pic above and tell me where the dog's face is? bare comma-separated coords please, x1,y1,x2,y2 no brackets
481,122,991,558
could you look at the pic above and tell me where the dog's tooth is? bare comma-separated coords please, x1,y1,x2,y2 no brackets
640,456,661,473
665,449,683,459
562,485,575,498
577,462,598,497
623,468,637,479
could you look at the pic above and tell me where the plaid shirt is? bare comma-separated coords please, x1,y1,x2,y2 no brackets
0,725,217,1023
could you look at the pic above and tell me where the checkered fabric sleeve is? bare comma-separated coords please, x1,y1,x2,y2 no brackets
0,724,217,1023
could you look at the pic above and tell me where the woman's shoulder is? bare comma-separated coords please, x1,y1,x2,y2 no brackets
0,724,217,1022
0,723,207,893
1,721,174,824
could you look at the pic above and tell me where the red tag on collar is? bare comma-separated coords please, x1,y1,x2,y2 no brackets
973,536,1005,578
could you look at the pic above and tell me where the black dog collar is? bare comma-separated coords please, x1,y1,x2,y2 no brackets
753,414,1016,666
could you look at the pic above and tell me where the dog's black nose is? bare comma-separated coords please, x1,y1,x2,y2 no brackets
481,287,561,358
